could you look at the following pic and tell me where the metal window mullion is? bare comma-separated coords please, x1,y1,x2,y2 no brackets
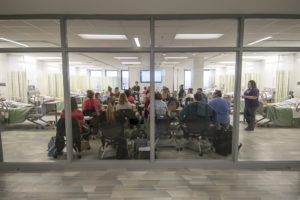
60,18,73,162
150,17,155,162
0,122,3,162
232,17,244,162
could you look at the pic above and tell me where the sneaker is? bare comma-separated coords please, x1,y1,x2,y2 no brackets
245,127,254,131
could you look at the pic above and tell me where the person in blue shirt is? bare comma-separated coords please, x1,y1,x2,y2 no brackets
208,90,230,129
242,80,260,131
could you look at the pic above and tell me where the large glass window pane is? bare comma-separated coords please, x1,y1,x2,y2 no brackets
0,20,61,48
0,53,65,161
244,19,300,47
154,52,236,160
155,20,237,47
239,52,300,161
67,20,150,47
69,53,150,160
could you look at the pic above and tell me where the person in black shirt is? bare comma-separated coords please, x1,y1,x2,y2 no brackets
197,88,208,103
133,81,140,101
178,84,186,107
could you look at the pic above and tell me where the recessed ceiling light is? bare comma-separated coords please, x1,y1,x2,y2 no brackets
121,61,141,65
247,36,272,46
134,37,141,47
175,34,223,39
162,61,179,64
114,57,138,60
78,34,127,40
164,57,188,60
0,37,29,47
36,57,61,60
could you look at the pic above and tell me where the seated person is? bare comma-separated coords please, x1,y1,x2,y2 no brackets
116,93,135,111
184,88,194,106
105,97,115,122
108,86,114,97
148,92,168,117
197,88,208,103
142,87,147,95
114,87,120,98
95,92,102,104
179,93,217,138
208,90,230,129
167,96,179,112
60,97,84,133
83,90,103,117
162,87,170,101
125,89,135,103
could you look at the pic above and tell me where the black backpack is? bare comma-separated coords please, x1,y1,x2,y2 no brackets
213,125,232,156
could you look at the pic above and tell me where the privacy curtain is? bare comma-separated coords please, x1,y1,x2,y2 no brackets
276,70,294,102
42,74,64,98
8,71,28,103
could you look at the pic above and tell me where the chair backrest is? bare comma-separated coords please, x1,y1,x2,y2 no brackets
185,97,193,106
100,120,123,140
56,118,81,140
184,115,209,134
155,114,171,135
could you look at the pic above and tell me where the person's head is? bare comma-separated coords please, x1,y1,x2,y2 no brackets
248,80,257,89
197,88,203,93
108,86,112,92
213,90,222,98
114,87,119,93
95,92,101,99
86,90,95,99
124,89,131,97
172,91,178,99
135,81,139,86
194,93,203,102
106,97,115,122
70,97,78,111
180,84,184,89
118,93,128,105
155,92,162,100
188,88,193,94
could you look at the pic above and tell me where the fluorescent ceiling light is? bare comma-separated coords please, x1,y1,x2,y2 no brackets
121,61,141,65
175,34,223,40
247,36,272,46
0,37,29,47
164,57,188,60
243,56,265,60
219,61,235,64
162,61,179,64
114,57,138,60
78,34,127,40
134,37,141,47
36,56,61,60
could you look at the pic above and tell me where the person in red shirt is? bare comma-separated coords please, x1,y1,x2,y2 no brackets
125,89,135,103
108,86,114,97
83,90,103,116
60,97,84,133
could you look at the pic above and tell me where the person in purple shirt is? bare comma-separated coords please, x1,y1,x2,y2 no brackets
208,90,230,129
242,80,260,131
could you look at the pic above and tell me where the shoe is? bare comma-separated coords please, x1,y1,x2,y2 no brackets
244,127,254,131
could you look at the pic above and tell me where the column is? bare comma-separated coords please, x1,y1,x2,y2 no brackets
192,55,204,90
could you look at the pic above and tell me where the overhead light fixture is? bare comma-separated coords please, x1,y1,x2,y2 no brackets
134,37,141,47
219,61,236,64
121,61,141,65
78,34,127,40
162,61,179,64
164,57,188,60
114,57,138,60
0,37,29,47
247,36,272,46
35,57,61,60
243,56,265,60
175,34,223,40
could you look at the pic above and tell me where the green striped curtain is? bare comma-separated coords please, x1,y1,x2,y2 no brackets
276,70,294,102
42,74,64,98
243,73,260,90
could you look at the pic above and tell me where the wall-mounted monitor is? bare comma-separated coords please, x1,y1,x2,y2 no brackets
140,70,162,83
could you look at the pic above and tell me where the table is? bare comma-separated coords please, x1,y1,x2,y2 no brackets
45,101,63,124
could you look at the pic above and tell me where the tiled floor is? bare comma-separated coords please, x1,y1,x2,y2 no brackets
0,169,299,200
1,115,300,162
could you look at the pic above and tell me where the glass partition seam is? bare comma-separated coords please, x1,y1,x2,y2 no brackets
0,122,3,162
150,17,155,162
0,48,63,53
233,17,245,162
60,18,73,162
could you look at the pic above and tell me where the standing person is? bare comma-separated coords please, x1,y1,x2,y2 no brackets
133,81,140,101
178,84,186,107
114,87,120,98
142,87,147,95
208,90,230,129
242,80,260,131
108,86,114,97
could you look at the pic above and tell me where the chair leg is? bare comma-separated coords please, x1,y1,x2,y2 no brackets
198,136,203,156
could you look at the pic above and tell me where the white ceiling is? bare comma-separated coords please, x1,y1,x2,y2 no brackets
0,0,300,14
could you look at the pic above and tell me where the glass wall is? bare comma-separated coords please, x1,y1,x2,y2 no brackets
0,16,299,165
68,53,150,160
0,53,65,161
154,52,236,159
238,52,300,161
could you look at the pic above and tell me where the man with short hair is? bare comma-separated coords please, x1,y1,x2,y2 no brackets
197,88,208,103
179,93,217,138
208,90,230,129
132,81,140,101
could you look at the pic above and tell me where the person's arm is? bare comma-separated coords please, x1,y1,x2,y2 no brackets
82,100,88,110
179,106,188,124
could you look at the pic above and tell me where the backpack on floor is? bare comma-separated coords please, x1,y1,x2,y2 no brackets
213,125,232,156
47,136,56,157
